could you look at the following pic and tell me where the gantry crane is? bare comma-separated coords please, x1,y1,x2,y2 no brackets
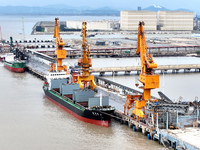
124,22,159,121
49,18,67,72
75,22,96,90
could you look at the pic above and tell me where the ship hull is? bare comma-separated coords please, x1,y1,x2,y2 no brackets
43,87,113,127
4,61,26,73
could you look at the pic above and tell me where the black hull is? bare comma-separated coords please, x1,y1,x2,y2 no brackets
43,86,114,127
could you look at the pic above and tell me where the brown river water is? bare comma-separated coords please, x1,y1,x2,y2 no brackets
0,63,164,150
1,15,199,150
1,56,200,149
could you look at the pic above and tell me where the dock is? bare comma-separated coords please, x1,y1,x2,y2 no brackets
24,48,200,77
37,45,200,58
23,49,200,150
155,127,200,149
114,110,200,150
92,64,200,75
26,61,47,80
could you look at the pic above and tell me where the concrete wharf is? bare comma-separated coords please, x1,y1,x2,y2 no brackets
26,60,48,81
92,64,200,75
26,64,46,80
154,127,200,149
24,49,200,76
37,45,200,58
113,109,200,150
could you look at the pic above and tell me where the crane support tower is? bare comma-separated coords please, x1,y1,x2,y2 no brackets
9,37,13,53
76,22,96,90
49,18,67,72
124,22,159,121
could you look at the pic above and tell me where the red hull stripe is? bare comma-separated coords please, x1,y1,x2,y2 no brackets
4,65,25,73
46,95,109,127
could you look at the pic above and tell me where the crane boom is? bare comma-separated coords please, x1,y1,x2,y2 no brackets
124,22,159,121
50,18,67,72
76,22,96,90
136,21,159,100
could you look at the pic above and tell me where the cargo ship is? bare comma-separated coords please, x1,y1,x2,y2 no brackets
4,53,26,73
43,71,115,127
43,18,115,127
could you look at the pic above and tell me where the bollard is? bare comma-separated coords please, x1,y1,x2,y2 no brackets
133,126,136,131
147,134,150,140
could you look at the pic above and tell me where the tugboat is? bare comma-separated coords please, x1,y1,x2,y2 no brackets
43,18,115,127
4,37,26,73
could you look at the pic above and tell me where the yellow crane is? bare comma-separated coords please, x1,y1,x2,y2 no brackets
124,22,159,121
49,18,67,72
76,22,96,89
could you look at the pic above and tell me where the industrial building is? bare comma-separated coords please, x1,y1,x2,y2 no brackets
120,10,194,31
120,10,157,30
66,20,119,31
158,11,193,30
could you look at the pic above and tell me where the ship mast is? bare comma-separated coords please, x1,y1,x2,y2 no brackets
76,22,96,89
50,18,67,72
9,37,13,53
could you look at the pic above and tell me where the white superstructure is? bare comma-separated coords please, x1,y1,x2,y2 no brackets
4,53,15,62
46,71,71,90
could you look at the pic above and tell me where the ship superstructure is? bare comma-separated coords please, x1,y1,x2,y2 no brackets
4,37,26,73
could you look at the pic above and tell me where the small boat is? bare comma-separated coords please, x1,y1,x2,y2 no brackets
4,53,26,73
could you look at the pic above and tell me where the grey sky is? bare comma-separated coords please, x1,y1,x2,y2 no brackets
1,0,199,12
